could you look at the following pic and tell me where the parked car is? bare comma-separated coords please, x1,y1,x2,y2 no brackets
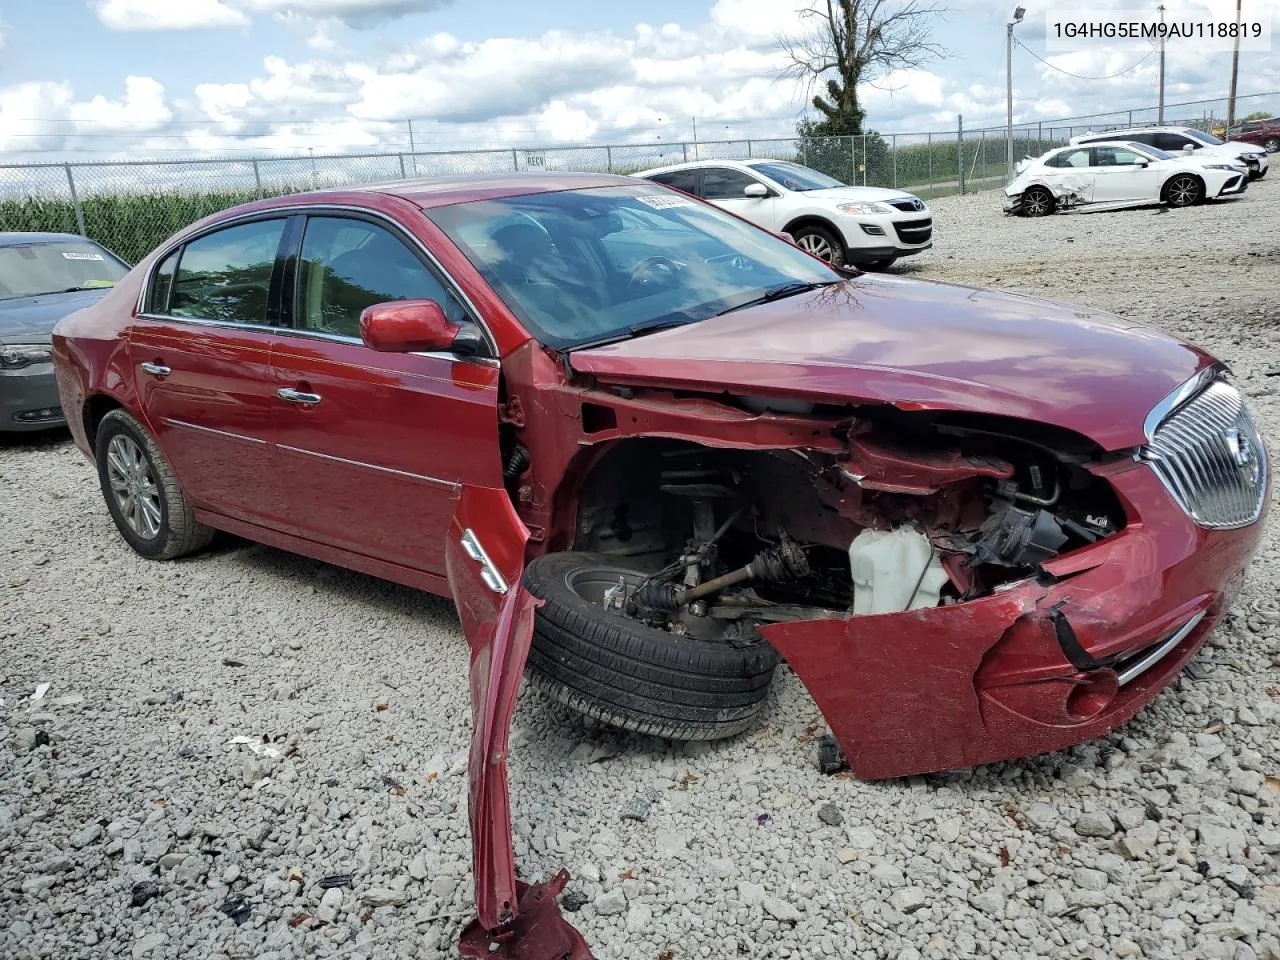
1224,117,1280,154
1071,126,1269,179
1004,141,1249,216
634,158,931,270
53,174,1267,960
0,232,128,432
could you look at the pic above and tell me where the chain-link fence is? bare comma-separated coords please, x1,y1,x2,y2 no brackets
1,91,1275,265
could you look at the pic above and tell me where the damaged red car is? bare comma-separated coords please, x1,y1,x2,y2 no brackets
52,174,1268,959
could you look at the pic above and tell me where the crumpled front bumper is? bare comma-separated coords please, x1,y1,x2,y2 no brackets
761,460,1268,780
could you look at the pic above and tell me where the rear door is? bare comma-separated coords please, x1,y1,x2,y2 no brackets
1042,147,1097,202
129,216,294,530
270,212,503,579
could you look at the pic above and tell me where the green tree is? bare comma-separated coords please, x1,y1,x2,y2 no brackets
1244,110,1274,121
779,0,947,136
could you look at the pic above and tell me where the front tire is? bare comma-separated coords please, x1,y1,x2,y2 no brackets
1164,174,1203,207
95,409,213,560
1020,186,1055,217
857,256,898,271
788,224,846,266
523,552,780,741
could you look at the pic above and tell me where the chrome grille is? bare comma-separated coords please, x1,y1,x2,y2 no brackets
1143,380,1268,529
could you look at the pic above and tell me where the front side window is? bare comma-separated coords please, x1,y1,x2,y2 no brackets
170,219,286,325
426,184,839,350
296,217,465,339
1094,146,1145,166
0,239,127,301
1184,129,1223,146
699,168,762,200
1153,133,1195,152
746,161,844,192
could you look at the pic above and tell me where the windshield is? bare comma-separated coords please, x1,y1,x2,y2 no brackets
426,185,840,349
745,161,846,192
1128,142,1174,160
0,240,127,301
1185,129,1223,146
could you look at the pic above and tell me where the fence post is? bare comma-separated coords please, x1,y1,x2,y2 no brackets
606,145,613,173
927,132,933,191
891,134,897,188
64,164,86,237
682,143,688,162
746,139,753,158
251,159,263,199
850,135,857,184
862,136,867,185
956,115,965,195
397,154,406,179
512,149,519,171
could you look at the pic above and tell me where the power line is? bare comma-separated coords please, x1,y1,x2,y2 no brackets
1014,38,1156,81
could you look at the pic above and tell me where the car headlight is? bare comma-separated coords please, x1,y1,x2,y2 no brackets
837,201,896,215
1205,163,1243,171
0,344,53,370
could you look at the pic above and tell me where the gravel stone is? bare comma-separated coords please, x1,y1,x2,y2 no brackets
4,184,1280,960
763,897,803,922
1074,811,1116,838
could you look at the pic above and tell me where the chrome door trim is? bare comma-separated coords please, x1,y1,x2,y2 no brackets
460,528,510,595
163,418,267,445
136,202,499,358
277,443,458,490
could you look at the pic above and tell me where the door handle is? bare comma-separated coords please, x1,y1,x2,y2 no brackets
140,362,171,377
277,387,323,406
460,528,509,595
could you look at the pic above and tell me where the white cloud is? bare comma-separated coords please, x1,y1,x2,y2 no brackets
92,0,249,30
236,0,449,27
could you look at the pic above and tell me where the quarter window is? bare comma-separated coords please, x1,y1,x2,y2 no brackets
148,250,179,314
1046,148,1091,168
699,168,762,200
646,169,700,194
295,217,465,339
170,219,286,325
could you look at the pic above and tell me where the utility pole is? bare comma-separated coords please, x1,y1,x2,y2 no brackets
1157,3,1166,122
692,117,698,160
407,119,418,176
1006,6,1025,180
1226,0,1242,129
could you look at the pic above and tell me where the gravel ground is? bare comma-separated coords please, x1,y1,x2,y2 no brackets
3,181,1280,960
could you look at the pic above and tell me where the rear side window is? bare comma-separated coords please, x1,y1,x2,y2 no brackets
646,169,700,194
1153,133,1194,151
1046,148,1091,168
170,219,286,325
148,250,179,314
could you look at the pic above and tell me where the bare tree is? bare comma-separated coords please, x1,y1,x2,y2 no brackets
780,0,947,134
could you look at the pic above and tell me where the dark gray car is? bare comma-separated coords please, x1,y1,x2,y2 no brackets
1,232,129,432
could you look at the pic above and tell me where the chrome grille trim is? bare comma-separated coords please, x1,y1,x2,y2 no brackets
1141,380,1268,529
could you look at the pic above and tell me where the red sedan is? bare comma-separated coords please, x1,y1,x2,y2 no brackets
52,174,1268,959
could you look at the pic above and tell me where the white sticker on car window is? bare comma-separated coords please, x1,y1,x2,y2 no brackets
636,195,694,209
62,251,105,261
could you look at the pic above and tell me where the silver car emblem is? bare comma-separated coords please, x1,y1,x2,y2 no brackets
1224,427,1255,472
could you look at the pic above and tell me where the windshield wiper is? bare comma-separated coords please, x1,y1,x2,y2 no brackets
57,285,112,294
566,315,698,351
717,280,838,316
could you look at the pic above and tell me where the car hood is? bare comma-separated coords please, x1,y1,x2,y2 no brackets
570,275,1211,451
799,186,924,205
0,288,112,344
1221,139,1267,155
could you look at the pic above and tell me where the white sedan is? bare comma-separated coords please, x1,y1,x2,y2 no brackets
1004,141,1250,216
634,158,932,270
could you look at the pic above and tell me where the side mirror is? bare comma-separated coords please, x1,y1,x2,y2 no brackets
1183,144,1195,154
743,182,769,198
360,299,460,353
1137,160,1149,167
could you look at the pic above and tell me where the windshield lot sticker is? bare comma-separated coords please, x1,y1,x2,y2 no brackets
62,251,105,260
637,195,694,209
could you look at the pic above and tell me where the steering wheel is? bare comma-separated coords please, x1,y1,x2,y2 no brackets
628,256,683,290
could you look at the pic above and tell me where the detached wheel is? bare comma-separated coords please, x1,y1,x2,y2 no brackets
523,552,780,741
789,224,845,266
95,409,213,560
1021,186,1055,217
1164,174,1203,207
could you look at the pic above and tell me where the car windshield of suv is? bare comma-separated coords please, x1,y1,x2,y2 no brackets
0,240,127,301
427,185,840,349
745,161,846,192
1185,129,1224,146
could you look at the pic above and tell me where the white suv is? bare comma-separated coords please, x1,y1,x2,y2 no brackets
1070,126,1269,180
634,159,932,270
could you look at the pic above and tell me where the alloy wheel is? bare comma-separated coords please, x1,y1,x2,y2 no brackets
105,434,162,540
1166,175,1201,207
795,233,836,262
1265,138,1279,153
1023,189,1052,217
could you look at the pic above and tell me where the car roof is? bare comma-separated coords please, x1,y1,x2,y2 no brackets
0,231,91,246
332,172,641,209
634,158,767,176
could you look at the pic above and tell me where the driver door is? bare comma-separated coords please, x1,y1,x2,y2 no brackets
1091,146,1159,202
696,167,778,229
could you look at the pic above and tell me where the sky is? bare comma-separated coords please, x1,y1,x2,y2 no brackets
0,0,1277,162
